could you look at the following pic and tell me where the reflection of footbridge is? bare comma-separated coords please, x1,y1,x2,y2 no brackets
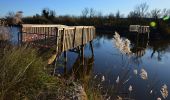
131,32,149,58
64,45,94,84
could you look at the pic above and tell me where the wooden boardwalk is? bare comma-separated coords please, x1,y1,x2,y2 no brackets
20,24,96,64
129,25,150,39
21,24,95,51
129,25,150,33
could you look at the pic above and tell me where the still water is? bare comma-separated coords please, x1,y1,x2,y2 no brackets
58,33,170,100
1,26,169,100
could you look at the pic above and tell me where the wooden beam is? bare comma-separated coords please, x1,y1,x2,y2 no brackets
82,27,84,45
72,27,76,48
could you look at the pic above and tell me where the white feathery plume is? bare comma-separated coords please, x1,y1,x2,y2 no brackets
113,32,131,55
133,69,138,75
140,68,148,80
101,76,105,82
129,85,133,92
160,84,168,99
116,76,120,84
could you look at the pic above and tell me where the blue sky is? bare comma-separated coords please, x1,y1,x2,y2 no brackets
0,0,170,17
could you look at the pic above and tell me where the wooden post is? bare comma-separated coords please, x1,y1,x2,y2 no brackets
147,31,150,40
19,25,23,45
18,31,20,45
90,41,94,56
55,28,59,53
61,28,65,52
64,51,67,74
44,27,47,45
82,27,84,45
73,27,76,48
81,45,84,66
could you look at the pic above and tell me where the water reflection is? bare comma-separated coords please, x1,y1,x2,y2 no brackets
54,32,170,100
55,42,94,85
2,27,170,100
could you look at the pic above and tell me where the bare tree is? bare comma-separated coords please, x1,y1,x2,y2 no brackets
89,8,95,18
150,9,161,19
12,11,23,24
82,8,89,18
42,8,50,19
128,11,140,18
97,11,103,18
116,10,120,19
5,11,23,25
5,12,15,25
135,2,149,18
161,8,170,17
108,13,115,19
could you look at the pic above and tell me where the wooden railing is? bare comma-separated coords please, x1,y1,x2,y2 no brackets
21,24,95,52
129,25,150,33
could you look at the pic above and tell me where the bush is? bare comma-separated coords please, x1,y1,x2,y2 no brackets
0,46,52,100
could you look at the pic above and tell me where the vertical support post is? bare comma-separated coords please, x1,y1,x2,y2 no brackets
81,45,84,66
73,27,76,48
147,27,150,40
55,28,59,53
44,27,47,45
64,51,67,75
82,27,84,45
19,25,23,45
90,41,94,56
18,31,20,45
61,28,65,52
81,27,85,66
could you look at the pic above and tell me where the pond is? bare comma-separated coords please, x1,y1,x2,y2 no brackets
1,26,169,100
57,32,170,100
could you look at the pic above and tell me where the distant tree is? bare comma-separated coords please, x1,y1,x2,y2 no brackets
128,11,140,18
49,10,56,18
150,9,161,19
12,11,23,24
161,8,170,17
134,2,149,18
5,11,23,25
82,8,89,18
108,13,115,19
89,8,95,18
115,10,120,19
5,12,15,25
97,11,103,18
42,8,50,19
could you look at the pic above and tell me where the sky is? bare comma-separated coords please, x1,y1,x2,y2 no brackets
0,0,170,17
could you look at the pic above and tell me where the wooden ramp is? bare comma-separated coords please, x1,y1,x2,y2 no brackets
20,24,95,60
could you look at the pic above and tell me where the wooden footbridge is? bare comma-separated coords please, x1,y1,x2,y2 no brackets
19,24,96,64
129,25,150,39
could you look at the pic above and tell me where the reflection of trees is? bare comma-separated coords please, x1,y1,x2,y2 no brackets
149,40,169,61
128,32,170,62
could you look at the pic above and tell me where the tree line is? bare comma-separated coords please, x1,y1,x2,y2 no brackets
2,3,170,34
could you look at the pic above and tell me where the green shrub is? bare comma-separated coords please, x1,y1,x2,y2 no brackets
0,46,53,100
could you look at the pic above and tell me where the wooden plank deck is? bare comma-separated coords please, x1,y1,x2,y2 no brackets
21,24,96,53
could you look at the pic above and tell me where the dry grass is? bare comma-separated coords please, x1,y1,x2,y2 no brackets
0,46,54,100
